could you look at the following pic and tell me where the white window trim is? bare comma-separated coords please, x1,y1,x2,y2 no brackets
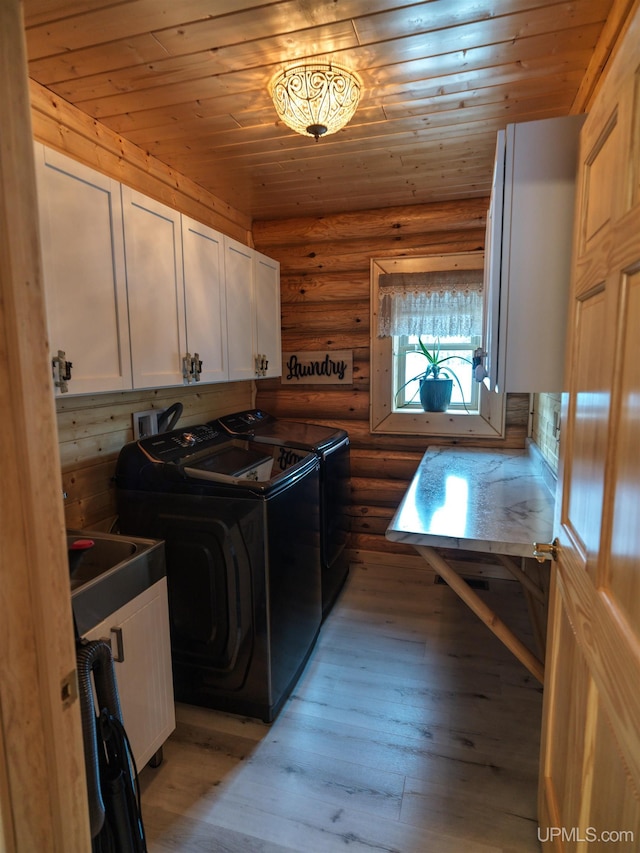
370,253,506,438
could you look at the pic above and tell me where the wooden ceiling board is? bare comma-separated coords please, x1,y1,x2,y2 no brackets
22,0,622,221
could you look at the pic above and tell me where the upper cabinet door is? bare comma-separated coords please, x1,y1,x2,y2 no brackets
224,237,256,381
254,250,281,379
181,216,228,384
34,144,132,395
482,130,505,392
484,115,584,393
121,186,186,389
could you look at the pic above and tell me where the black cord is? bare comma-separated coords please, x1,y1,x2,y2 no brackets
96,710,148,853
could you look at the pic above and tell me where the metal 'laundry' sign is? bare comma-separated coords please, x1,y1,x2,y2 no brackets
281,350,353,384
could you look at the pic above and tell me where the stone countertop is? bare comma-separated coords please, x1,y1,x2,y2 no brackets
385,444,555,558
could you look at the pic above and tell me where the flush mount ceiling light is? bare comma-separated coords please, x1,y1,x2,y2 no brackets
269,62,362,141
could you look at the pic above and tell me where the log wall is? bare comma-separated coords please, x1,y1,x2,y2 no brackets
253,203,530,557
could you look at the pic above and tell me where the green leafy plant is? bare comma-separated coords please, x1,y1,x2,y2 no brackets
395,336,472,409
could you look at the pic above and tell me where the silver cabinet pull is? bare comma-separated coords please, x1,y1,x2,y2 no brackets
110,627,125,662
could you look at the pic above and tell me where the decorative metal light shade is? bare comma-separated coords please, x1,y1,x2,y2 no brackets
269,63,362,141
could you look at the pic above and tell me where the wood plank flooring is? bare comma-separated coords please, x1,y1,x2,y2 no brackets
138,555,543,852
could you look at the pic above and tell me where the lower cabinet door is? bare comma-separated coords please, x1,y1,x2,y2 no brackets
82,578,175,772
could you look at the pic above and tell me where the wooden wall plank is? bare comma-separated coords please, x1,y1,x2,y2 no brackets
29,80,251,241
56,382,254,529
254,199,488,245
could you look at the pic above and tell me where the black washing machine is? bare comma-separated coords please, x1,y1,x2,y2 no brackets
115,423,321,722
216,409,351,619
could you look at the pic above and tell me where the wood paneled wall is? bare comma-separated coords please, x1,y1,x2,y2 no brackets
253,203,530,557
532,392,562,475
58,383,253,531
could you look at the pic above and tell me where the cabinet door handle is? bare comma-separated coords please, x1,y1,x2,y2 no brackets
52,349,73,392
110,627,125,662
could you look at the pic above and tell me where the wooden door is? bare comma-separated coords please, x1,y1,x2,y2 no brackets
538,6,640,851
1,1,91,849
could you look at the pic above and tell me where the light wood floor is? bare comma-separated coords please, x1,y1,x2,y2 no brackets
139,555,543,852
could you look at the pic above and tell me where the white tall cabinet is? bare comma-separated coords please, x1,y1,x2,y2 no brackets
483,114,584,393
121,187,187,389
34,144,132,395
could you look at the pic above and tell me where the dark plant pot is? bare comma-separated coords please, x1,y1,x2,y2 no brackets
419,378,453,412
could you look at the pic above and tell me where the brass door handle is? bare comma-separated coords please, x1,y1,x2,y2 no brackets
533,538,559,563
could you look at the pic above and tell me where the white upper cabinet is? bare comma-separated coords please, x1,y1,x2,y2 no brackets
34,143,132,395
35,144,281,395
254,250,282,379
483,114,584,393
121,186,187,389
181,215,228,384
224,236,256,381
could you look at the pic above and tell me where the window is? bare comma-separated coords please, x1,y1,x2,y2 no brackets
394,333,481,411
370,253,505,437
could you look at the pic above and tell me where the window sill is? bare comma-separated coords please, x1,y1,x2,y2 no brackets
370,388,506,438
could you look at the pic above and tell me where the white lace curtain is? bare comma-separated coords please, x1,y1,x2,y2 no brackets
377,269,483,338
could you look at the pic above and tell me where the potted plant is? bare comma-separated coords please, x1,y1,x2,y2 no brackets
395,337,472,412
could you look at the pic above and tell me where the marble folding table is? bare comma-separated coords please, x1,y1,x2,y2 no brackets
386,445,556,682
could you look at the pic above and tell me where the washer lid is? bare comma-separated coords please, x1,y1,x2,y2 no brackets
251,419,348,452
217,410,347,452
185,446,273,480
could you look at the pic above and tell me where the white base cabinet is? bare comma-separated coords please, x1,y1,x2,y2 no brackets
483,114,584,393
82,578,175,772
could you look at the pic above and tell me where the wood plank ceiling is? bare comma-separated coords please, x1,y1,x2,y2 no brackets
22,0,619,222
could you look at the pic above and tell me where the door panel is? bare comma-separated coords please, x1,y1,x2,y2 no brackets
588,704,640,851
121,186,186,389
581,111,618,249
546,600,591,833
539,6,640,850
35,144,132,395
607,269,640,625
182,215,228,384
563,285,611,578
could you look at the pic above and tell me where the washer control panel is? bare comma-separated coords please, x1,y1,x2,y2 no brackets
139,424,223,462
217,409,274,436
